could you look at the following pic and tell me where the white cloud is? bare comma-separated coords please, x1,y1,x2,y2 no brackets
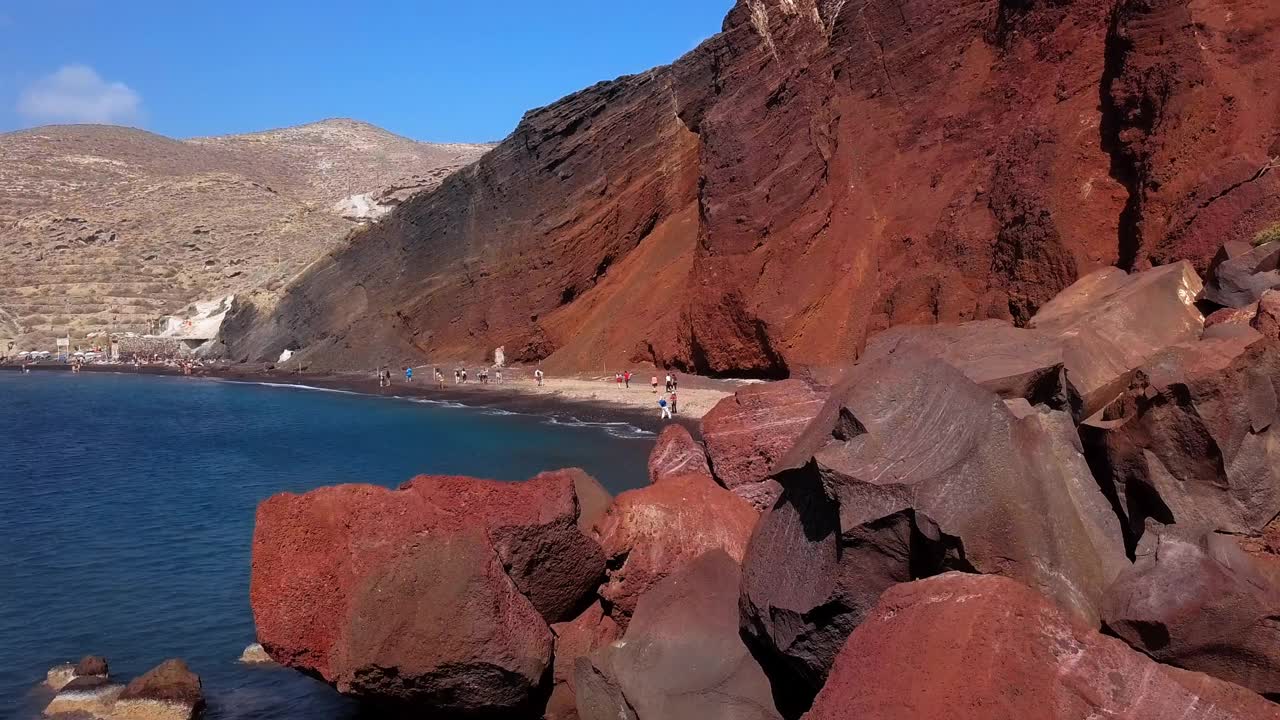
17,64,142,125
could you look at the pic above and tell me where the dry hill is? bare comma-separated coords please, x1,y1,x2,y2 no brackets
0,119,490,348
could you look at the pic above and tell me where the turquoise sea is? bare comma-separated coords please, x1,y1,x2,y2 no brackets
0,371,653,718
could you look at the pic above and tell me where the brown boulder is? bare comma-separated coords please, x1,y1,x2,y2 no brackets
113,659,204,720
646,424,710,484
1082,340,1280,544
1204,241,1280,308
1207,304,1259,329
1102,525,1280,696
741,354,1126,694
1253,289,1280,340
701,380,827,511
594,472,757,624
1029,262,1206,416
575,550,781,720
251,470,605,704
806,573,1280,720
547,602,620,720
334,529,553,713
43,675,124,718
74,656,107,677
861,319,1081,417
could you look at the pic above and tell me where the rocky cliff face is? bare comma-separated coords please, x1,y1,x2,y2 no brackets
231,0,1280,376
0,120,490,347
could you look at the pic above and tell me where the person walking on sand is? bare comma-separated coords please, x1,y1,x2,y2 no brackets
496,368,503,384
658,395,672,420
435,368,445,389
624,370,631,389
671,373,679,392
462,368,468,383
405,366,414,383
535,368,545,387
670,391,678,415
664,373,673,393
651,374,659,393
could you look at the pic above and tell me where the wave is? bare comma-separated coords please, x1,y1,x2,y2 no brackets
226,381,360,395
544,415,655,439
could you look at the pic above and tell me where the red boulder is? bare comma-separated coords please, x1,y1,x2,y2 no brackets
594,472,757,624
701,380,827,510
1253,289,1280,340
334,528,553,713
806,573,1280,720
547,602,620,720
251,470,606,709
646,424,710,484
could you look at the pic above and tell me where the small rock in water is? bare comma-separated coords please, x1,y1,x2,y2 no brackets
44,676,125,718
45,654,109,691
114,659,205,720
238,642,274,665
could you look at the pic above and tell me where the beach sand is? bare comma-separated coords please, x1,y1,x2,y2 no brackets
501,374,731,419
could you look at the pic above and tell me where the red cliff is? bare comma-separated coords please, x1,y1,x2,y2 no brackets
226,0,1280,377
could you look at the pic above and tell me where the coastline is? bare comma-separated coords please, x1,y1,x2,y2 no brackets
0,363,727,437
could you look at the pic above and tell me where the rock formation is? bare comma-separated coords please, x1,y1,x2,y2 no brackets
805,573,1280,720
0,120,488,348
1102,525,1280,696
740,353,1127,695
593,469,758,625
701,380,827,510
250,470,605,714
1082,338,1280,545
547,602,620,720
646,424,710,485
43,658,203,720
223,0,1280,378
575,550,780,720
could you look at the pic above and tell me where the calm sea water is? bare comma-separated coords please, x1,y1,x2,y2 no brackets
0,371,653,719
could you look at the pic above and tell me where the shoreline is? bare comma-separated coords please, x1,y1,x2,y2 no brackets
0,363,720,437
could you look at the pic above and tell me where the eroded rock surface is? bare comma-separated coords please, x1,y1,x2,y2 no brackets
741,354,1126,694
806,573,1280,720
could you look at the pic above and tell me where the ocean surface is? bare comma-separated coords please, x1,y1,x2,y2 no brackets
0,371,654,719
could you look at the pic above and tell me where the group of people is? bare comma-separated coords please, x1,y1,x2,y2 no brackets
608,370,681,419
378,365,510,389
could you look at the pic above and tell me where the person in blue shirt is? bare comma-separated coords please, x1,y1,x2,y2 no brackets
405,367,413,382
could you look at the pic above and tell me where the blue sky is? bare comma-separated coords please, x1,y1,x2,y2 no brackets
0,1,734,143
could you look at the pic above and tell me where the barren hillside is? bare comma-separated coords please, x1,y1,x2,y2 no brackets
0,119,490,347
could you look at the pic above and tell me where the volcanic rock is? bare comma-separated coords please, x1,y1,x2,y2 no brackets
114,659,204,720
43,675,124,718
575,550,780,720
861,319,1080,416
401,472,608,623
1253,289,1280,340
1102,525,1280,696
647,424,711,484
1207,305,1259,329
594,471,757,624
251,470,604,701
561,468,613,533
1204,241,1280,308
805,573,1280,720
1081,339,1280,544
45,655,108,692
740,354,1126,693
1029,262,1206,416
335,529,553,713
238,643,274,665
701,380,827,510
547,602,620,720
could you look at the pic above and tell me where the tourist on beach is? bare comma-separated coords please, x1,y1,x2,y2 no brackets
405,367,413,382
664,373,673,393
658,395,672,420
496,368,503,384
454,369,460,384
535,368,544,387
651,374,658,392
624,370,631,388
615,372,622,387
435,368,445,388
671,373,679,392
462,368,468,383
670,391,678,415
